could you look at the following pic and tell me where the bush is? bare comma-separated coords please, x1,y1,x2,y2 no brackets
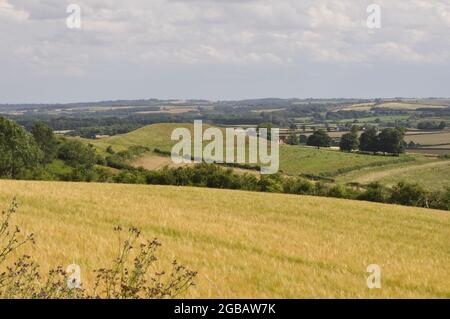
58,139,97,169
0,199,197,299
358,182,388,203
326,185,347,199
389,182,427,207
282,177,313,195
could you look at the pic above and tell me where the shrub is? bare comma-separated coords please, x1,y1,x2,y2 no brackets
58,139,97,169
326,185,347,199
389,182,427,207
358,182,388,203
282,177,313,195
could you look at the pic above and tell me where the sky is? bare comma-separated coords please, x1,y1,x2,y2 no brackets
1,0,450,103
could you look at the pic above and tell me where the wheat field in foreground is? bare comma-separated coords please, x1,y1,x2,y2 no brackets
0,180,449,298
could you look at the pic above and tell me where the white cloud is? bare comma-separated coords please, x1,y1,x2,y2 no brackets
3,0,450,69
1,0,450,102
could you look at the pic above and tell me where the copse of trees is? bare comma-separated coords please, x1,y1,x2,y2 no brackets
357,127,406,155
417,121,446,130
307,129,331,149
378,127,406,155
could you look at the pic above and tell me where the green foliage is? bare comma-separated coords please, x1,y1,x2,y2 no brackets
359,127,379,153
57,139,97,169
286,132,299,145
390,182,427,207
106,146,150,170
378,128,405,155
417,121,447,130
358,182,388,203
307,130,331,149
282,177,314,194
339,132,359,152
299,134,308,144
31,122,58,164
106,146,115,154
359,127,406,155
0,117,43,178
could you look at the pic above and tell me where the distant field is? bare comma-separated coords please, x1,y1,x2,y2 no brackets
407,148,450,155
339,103,375,111
377,102,448,110
0,180,448,298
337,115,410,123
405,132,450,145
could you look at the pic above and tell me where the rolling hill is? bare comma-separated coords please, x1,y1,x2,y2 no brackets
78,123,420,176
1,180,449,298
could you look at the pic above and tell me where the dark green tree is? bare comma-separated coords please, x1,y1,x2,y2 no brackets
378,127,405,155
31,122,58,164
58,139,97,169
306,130,331,149
286,132,299,145
0,117,43,178
359,127,379,153
339,132,359,152
299,134,308,144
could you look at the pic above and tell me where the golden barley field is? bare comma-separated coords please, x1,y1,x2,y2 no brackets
0,180,449,298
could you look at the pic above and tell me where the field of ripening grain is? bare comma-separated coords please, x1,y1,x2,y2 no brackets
0,179,449,298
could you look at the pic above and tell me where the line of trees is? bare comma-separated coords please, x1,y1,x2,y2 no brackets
342,126,406,155
297,126,406,155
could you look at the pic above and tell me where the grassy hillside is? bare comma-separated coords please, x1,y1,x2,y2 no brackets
0,180,448,298
336,156,450,190
79,123,417,176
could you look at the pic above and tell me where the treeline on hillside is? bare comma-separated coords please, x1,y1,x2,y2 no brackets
295,126,407,156
0,117,449,211
417,121,447,130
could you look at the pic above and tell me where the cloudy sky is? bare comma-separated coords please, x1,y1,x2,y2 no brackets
1,0,450,103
